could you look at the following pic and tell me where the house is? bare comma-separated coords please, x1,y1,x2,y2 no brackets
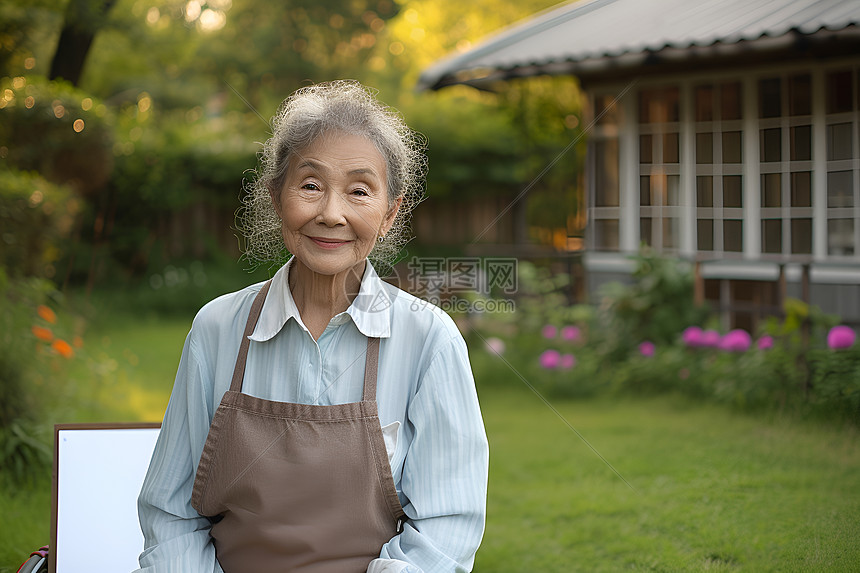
418,0,860,331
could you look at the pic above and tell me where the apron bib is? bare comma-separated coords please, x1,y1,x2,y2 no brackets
191,281,405,572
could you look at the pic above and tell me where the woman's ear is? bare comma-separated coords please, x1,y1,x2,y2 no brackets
381,195,403,235
268,185,282,218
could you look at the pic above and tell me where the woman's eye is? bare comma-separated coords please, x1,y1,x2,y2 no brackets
301,182,320,191
352,187,369,196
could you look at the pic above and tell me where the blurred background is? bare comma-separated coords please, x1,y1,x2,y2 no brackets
2,0,859,571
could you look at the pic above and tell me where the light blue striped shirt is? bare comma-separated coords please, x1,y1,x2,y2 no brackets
136,258,489,573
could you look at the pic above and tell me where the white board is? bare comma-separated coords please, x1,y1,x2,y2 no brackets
52,424,160,573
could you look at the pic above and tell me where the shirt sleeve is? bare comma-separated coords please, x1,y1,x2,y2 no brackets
378,333,490,572
134,329,222,573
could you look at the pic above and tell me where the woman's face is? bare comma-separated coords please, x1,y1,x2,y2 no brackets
273,132,400,277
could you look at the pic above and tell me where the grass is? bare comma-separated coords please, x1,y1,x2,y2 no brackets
2,314,860,572
475,387,860,571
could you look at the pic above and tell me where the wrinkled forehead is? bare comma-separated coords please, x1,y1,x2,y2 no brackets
284,129,391,182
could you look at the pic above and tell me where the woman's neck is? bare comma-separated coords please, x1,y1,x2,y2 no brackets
288,258,365,340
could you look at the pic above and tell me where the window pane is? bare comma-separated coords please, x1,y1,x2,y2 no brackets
595,94,619,126
595,139,619,206
663,217,678,249
762,219,783,254
760,77,782,118
828,218,855,256
639,90,654,124
721,82,742,120
640,176,651,206
791,218,812,254
695,86,714,122
667,175,680,206
791,171,812,207
827,171,854,207
665,87,680,122
790,125,812,161
639,88,678,123
593,219,619,250
789,74,811,116
723,131,742,163
697,219,714,250
663,132,679,163
640,134,653,164
696,132,713,164
827,123,853,161
724,219,743,252
761,128,781,162
640,217,652,246
724,175,743,208
826,71,853,114
697,176,713,207
761,173,781,207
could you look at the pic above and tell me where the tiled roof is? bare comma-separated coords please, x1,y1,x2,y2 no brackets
418,0,860,89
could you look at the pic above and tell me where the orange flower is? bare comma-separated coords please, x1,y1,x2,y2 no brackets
52,339,74,359
37,305,57,324
32,325,53,342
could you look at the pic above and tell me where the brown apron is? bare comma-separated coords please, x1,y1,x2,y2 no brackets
191,281,406,572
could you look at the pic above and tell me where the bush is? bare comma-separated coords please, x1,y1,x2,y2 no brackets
0,167,78,278
808,348,860,419
0,269,64,481
471,253,859,426
598,247,710,349
0,75,114,196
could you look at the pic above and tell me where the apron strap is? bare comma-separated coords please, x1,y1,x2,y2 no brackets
230,280,272,393
230,280,381,401
362,337,380,402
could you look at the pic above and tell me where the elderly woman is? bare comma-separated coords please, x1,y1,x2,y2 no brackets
135,81,489,573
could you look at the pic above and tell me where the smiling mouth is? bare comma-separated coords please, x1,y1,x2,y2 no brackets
309,236,352,249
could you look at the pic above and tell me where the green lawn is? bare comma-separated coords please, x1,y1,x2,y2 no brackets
476,387,860,572
2,315,859,572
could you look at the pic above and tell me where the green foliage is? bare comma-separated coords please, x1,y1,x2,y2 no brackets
599,247,710,348
808,348,860,419
85,256,270,316
0,270,60,482
0,270,56,426
0,421,51,485
761,296,839,343
501,76,584,231
0,168,78,278
0,0,61,76
473,254,859,425
0,268,124,482
401,90,524,200
0,75,114,196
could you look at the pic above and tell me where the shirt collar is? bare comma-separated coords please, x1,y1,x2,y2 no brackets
249,257,392,342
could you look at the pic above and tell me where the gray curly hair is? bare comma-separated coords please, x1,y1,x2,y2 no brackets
236,80,427,274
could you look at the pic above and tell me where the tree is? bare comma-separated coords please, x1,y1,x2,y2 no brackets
49,0,118,85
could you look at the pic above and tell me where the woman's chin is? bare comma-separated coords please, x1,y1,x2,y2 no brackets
292,252,367,278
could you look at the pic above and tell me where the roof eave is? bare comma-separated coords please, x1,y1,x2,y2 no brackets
419,25,860,91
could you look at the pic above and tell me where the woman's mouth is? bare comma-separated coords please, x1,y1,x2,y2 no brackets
309,236,351,249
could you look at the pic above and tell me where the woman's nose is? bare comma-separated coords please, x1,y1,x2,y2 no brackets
316,191,347,226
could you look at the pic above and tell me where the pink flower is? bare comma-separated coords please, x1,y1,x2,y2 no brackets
560,325,581,342
757,335,774,350
682,326,704,347
542,325,557,339
701,329,722,348
559,353,576,369
639,341,655,357
539,349,561,369
827,326,856,350
719,329,752,353
485,337,505,355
